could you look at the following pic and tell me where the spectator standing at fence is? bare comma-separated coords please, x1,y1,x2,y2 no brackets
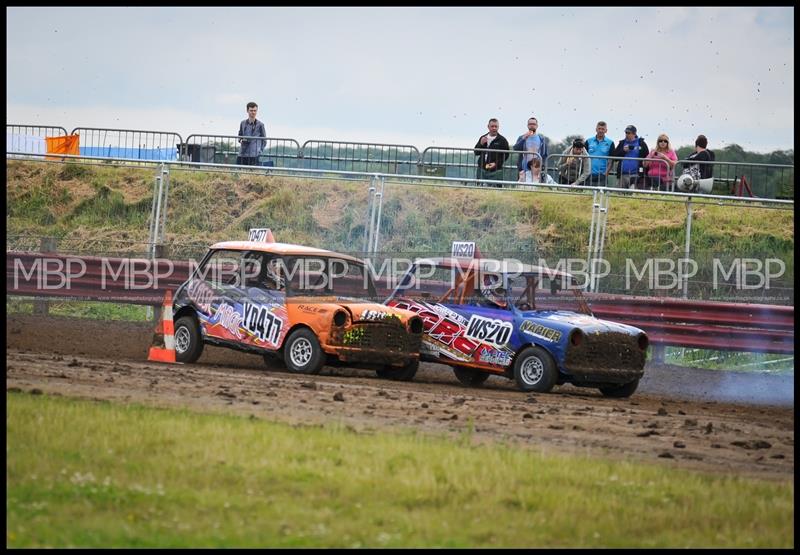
519,156,556,185
237,102,267,166
685,134,715,179
557,138,592,185
643,133,678,191
612,125,649,189
474,118,510,185
513,117,548,177
585,121,615,187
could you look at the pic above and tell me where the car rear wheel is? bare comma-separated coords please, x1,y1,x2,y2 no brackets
377,359,419,381
513,346,557,393
174,315,204,363
453,367,491,387
599,379,639,398
283,328,324,374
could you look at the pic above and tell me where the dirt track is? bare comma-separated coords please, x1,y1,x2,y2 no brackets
6,314,795,480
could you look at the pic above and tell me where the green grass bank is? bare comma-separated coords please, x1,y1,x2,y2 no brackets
7,160,794,268
6,392,794,548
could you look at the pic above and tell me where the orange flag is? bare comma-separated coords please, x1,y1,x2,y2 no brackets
45,134,80,160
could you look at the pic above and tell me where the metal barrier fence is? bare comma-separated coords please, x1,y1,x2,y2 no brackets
6,123,793,197
6,124,69,155
673,159,793,199
420,146,524,181
6,124,68,138
299,140,419,174
181,134,301,167
70,127,183,162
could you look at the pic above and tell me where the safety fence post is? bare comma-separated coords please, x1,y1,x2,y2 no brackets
372,175,385,256
596,191,610,293
363,177,377,258
683,196,693,299
587,189,599,291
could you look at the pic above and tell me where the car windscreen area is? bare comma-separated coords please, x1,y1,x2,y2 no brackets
283,256,377,300
508,273,593,315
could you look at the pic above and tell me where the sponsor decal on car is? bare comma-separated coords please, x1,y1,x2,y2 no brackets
343,327,366,345
187,279,215,315
242,302,284,347
420,340,440,356
298,304,325,313
361,309,400,322
433,339,474,362
431,304,468,327
464,315,513,347
477,346,512,366
520,320,563,342
209,302,244,340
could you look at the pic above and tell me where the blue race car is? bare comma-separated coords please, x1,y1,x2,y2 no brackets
385,256,648,397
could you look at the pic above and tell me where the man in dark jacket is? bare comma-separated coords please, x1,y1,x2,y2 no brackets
611,124,649,189
684,134,715,178
237,101,267,166
474,118,510,186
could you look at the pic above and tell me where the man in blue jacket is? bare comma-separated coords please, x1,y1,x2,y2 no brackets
612,125,649,189
513,117,548,177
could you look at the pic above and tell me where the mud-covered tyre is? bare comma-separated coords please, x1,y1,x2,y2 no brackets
377,359,419,381
513,346,557,393
599,379,639,398
174,315,204,363
453,367,491,387
283,328,325,374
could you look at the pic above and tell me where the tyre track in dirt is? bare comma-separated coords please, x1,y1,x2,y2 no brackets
6,314,794,480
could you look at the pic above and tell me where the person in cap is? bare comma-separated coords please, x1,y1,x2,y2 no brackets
611,125,649,189
557,137,592,185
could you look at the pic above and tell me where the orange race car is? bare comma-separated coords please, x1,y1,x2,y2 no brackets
171,230,423,380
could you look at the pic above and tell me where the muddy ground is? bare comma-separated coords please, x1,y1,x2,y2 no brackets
6,314,795,480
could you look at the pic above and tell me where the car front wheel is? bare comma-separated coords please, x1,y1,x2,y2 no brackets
513,346,557,393
377,359,419,381
453,367,491,387
599,379,639,398
174,315,204,363
283,328,325,374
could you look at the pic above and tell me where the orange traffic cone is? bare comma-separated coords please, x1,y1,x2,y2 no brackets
147,290,177,363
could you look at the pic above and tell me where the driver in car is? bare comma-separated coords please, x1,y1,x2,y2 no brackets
477,273,508,309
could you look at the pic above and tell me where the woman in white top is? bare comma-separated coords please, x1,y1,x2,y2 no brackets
519,156,556,184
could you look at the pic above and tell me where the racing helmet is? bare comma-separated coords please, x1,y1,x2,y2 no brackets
480,273,508,308
262,258,285,290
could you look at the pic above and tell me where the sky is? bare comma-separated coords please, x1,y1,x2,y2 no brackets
6,6,795,153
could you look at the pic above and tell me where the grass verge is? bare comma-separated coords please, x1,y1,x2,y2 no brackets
6,392,794,547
